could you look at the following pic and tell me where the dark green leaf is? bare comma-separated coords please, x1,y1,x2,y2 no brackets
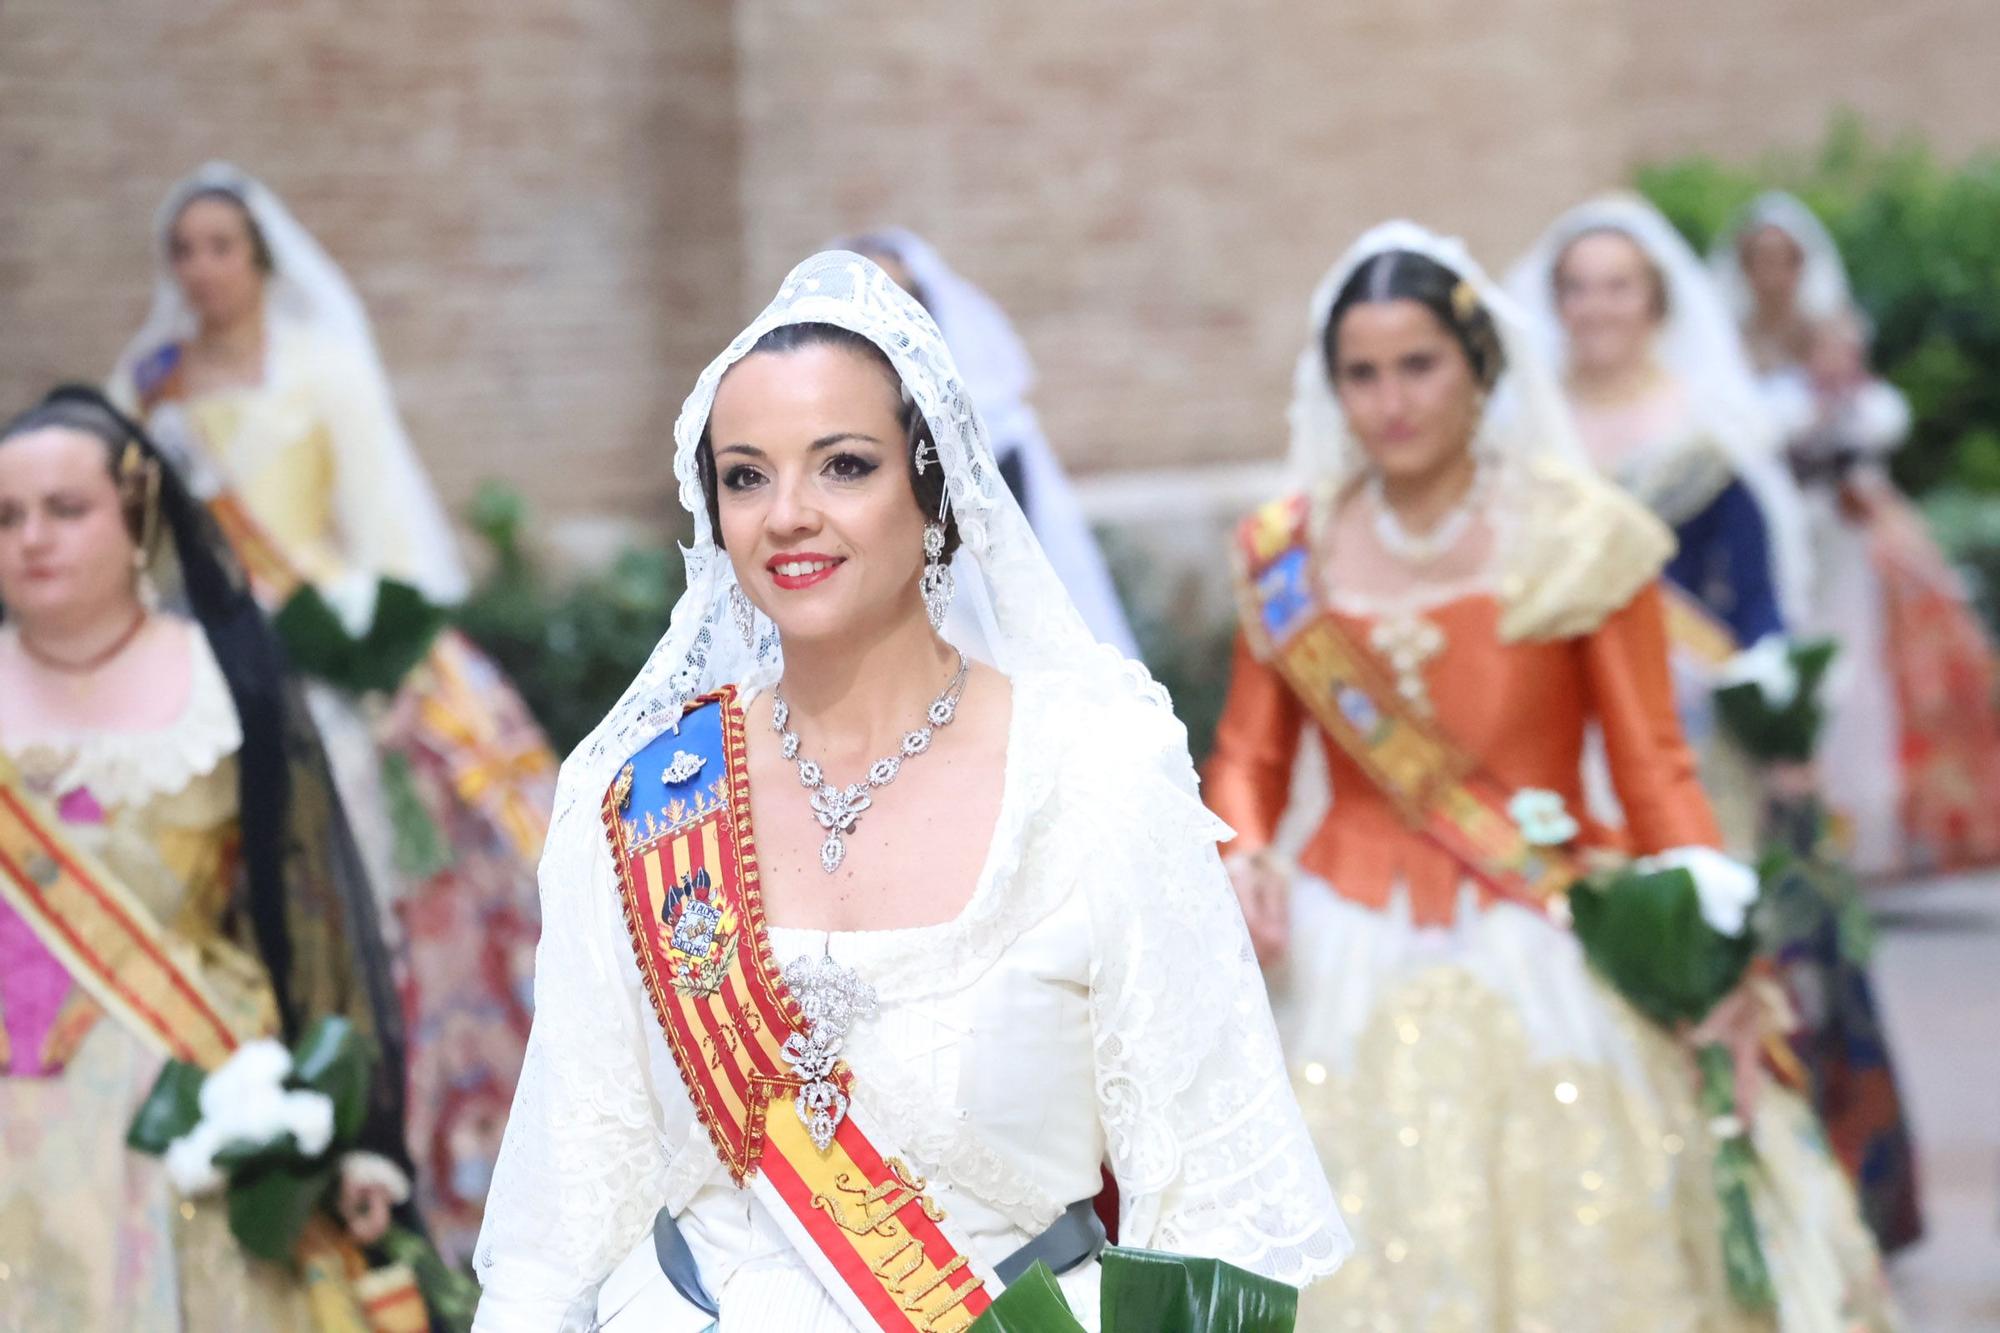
1568,867,1757,1028
1100,1247,1298,1333
289,1015,376,1146
226,1160,336,1265
966,1262,1085,1333
126,1060,208,1154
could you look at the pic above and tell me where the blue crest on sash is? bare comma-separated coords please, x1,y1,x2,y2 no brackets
615,697,731,847
1257,547,1313,643
131,344,183,402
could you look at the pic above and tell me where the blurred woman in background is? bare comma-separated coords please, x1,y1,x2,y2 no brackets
1515,196,1923,1254
0,387,410,1329
1207,221,1892,1330
109,163,552,1260
1714,194,2000,879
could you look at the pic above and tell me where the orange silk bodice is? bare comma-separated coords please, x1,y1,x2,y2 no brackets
1204,582,1720,926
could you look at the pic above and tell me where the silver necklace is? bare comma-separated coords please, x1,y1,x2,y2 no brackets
779,946,878,1150
1366,465,1488,565
771,651,970,874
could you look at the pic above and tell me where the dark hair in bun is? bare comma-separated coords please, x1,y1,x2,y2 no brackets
1322,249,1506,391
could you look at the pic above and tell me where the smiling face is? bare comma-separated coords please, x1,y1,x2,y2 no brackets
1329,299,1485,485
707,341,931,648
169,194,267,330
0,426,140,630
1554,229,1664,380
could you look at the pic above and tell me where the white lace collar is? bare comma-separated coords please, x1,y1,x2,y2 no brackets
0,623,242,809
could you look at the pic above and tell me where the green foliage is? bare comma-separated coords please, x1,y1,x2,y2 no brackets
968,1263,1086,1332
966,1250,1299,1332
1711,637,1839,763
274,579,447,696
1639,113,2000,497
1567,864,1759,1029
453,482,685,753
1099,1247,1298,1333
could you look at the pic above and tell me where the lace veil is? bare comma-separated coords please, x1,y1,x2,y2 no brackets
1506,194,1813,623
1288,219,1588,492
1708,191,1854,328
556,249,1178,821
110,161,468,602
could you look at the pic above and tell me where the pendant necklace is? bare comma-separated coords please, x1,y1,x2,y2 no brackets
768,654,968,1148
770,650,970,874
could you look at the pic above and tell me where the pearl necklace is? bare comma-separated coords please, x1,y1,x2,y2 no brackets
771,651,970,874
1366,465,1488,565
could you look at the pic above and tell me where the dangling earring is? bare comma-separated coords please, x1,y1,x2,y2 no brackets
920,522,954,633
132,548,160,610
729,582,757,648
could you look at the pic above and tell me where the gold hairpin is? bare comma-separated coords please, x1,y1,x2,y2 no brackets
1451,280,1480,323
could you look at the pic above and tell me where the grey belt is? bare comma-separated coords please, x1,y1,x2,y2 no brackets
651,1196,1108,1317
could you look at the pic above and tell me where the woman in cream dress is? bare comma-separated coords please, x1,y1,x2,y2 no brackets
471,252,1348,1330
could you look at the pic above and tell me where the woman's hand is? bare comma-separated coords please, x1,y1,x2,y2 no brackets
1227,851,1292,967
1689,969,1798,1125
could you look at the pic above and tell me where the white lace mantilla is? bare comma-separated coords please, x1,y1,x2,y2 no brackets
0,623,241,810
470,673,1350,1331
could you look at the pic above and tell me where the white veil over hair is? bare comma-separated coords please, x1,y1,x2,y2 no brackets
111,161,469,603
1286,219,1590,493
555,249,1181,822
1505,193,1814,624
839,227,1140,658
1709,191,1855,329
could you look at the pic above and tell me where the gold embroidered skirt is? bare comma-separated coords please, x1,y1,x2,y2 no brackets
1269,881,1897,1333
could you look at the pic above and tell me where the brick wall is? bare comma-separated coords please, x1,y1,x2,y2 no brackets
0,0,739,532
2,2,1993,540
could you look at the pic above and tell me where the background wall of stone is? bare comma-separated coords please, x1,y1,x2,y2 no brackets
3,0,1993,539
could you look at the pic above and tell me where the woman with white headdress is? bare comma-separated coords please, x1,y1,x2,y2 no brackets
843,228,1139,657
1508,194,1817,855
1206,221,1893,1329
108,163,556,1261
1713,192,2000,881
469,251,1347,1331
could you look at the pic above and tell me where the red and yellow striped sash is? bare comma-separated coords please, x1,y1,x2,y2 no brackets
1235,496,1581,909
0,767,242,1071
604,690,995,1330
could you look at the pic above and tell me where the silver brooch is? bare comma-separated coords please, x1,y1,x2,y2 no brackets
661,750,707,786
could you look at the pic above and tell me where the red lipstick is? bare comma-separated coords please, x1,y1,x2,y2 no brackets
766,551,845,591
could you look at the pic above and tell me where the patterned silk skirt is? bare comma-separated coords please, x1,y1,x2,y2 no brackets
1268,879,1898,1333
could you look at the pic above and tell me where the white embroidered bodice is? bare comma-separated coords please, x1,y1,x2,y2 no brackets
470,671,1348,1331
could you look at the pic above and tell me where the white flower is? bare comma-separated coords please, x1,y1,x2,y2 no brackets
1508,788,1580,847
197,1039,292,1122
278,1090,337,1157
1635,845,1761,938
340,1150,414,1205
1719,634,1798,709
163,1120,229,1197
1709,1114,1746,1141
318,572,383,637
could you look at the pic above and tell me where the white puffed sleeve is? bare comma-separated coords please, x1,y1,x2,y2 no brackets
1070,695,1351,1287
471,808,673,1331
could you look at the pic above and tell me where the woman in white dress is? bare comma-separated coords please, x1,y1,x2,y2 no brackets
470,252,1348,1330
1711,193,2000,879
109,163,555,1260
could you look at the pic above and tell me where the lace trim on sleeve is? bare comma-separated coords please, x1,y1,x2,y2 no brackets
1071,694,1352,1287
